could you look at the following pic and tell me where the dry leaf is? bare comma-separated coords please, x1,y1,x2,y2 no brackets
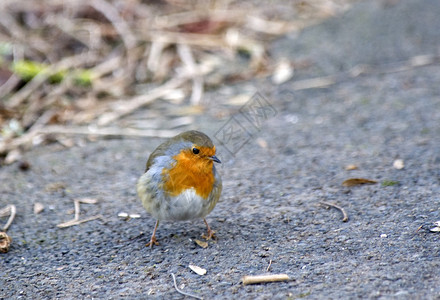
45,182,66,192
18,161,31,171
393,159,404,170
188,264,207,275
194,239,208,248
342,178,377,187
430,221,440,232
345,164,358,171
0,231,12,253
33,202,44,214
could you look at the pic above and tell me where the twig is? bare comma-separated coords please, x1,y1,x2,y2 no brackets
39,73,77,111
39,125,180,139
0,125,180,155
6,52,99,108
77,198,99,205
0,45,22,97
416,224,425,233
90,55,123,79
90,0,137,84
153,9,245,30
33,107,58,127
73,198,99,221
0,9,51,54
44,15,98,51
245,15,300,35
0,205,16,231
57,198,101,228
97,76,188,126
242,274,290,285
266,259,272,272
0,109,57,155
177,44,203,105
73,199,81,221
320,201,349,222
20,53,97,104
90,0,136,50
57,215,104,228
147,31,225,48
292,76,335,90
170,273,203,300
147,40,168,73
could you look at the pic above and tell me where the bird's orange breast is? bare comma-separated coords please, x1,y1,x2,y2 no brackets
162,147,215,199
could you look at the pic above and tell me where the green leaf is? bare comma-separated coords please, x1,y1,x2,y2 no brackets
381,180,400,187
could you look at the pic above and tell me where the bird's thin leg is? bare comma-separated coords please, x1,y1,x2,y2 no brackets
146,220,160,248
202,218,216,240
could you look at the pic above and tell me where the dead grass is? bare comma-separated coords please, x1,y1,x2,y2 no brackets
0,0,354,163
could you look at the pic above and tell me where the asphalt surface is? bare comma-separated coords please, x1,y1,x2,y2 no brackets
1,0,440,299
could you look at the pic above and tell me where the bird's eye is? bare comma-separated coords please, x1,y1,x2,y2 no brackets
192,148,200,154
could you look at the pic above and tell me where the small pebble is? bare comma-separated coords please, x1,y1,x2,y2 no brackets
33,202,44,214
118,212,129,218
393,159,404,169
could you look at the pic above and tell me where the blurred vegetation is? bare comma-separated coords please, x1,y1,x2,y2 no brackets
0,0,353,163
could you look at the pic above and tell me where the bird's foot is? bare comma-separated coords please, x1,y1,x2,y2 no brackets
202,218,216,240
145,236,159,248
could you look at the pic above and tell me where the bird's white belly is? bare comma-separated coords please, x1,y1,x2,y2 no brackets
157,188,207,221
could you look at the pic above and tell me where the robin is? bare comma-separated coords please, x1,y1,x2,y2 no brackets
137,130,222,248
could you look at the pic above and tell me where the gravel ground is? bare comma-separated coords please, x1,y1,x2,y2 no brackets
1,0,440,299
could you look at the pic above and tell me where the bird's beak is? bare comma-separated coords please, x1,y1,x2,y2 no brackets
210,155,221,163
